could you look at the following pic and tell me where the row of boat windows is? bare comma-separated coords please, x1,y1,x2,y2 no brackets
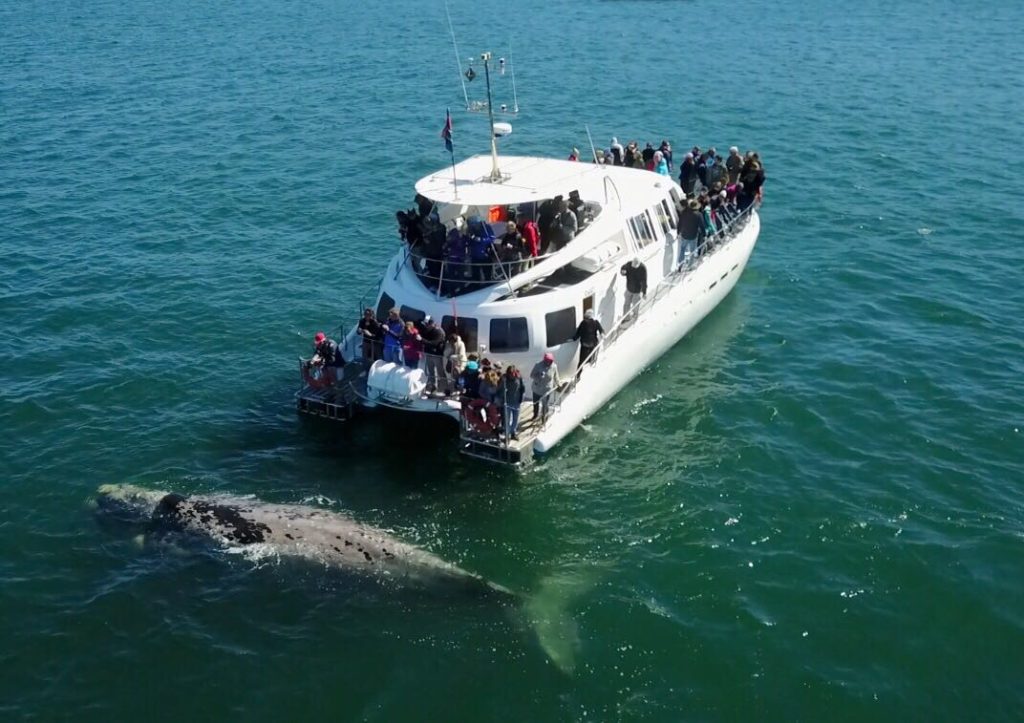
375,293,578,353
626,197,678,251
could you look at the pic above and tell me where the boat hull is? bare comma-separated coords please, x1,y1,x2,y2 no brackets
533,211,761,453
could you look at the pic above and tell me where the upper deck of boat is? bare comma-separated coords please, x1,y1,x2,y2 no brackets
414,154,676,215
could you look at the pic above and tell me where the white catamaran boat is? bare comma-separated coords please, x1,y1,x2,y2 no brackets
297,52,763,467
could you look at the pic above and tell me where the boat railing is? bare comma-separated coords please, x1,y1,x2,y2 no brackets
401,245,567,298
534,202,759,425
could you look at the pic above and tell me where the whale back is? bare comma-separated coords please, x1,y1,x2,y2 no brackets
148,493,491,591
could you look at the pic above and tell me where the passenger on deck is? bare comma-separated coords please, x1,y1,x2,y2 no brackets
738,155,765,210
677,199,702,261
499,221,525,277
659,140,673,169
620,258,648,317
610,137,624,166
568,190,586,227
573,309,605,370
311,331,344,384
400,321,422,369
497,365,526,440
530,352,560,425
727,146,743,184
679,154,697,196
568,147,580,162
444,332,467,389
479,369,500,405
555,198,578,247
624,141,640,168
420,317,446,394
707,155,728,189
653,151,669,176
642,142,656,166
443,228,469,293
467,218,497,285
458,360,481,399
518,216,541,269
357,308,383,362
382,309,404,364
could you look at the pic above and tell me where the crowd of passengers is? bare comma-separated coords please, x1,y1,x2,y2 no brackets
395,140,765,292
307,308,602,440
581,139,767,251
397,191,592,295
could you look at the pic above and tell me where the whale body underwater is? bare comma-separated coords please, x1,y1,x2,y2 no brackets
95,484,584,671
95,484,509,595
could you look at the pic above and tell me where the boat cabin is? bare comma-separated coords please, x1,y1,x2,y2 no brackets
366,154,687,376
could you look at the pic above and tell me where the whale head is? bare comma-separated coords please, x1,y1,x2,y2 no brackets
94,483,168,528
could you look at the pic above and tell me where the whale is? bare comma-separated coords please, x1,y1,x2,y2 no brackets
94,483,589,672
95,483,510,597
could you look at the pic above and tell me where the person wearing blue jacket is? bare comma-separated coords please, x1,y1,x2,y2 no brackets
382,308,404,364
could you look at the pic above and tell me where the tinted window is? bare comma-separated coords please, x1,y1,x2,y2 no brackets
399,305,426,323
375,292,396,321
660,199,677,229
545,307,577,346
442,315,478,354
489,317,530,353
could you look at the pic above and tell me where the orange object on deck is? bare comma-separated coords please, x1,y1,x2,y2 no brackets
487,205,507,223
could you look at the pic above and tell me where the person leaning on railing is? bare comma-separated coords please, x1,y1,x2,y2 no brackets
357,308,383,362
382,309,404,364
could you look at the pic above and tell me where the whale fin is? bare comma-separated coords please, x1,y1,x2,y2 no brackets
523,565,604,675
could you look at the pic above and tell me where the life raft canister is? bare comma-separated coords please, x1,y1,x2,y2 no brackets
462,399,501,436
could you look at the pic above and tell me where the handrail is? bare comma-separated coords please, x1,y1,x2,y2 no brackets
532,202,759,427
401,239,585,294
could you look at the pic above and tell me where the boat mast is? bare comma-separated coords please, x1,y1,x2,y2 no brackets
481,52,501,182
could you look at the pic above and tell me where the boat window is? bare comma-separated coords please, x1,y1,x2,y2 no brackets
630,212,657,248
659,199,677,230
643,210,660,241
489,317,530,353
400,305,426,323
375,292,396,321
627,217,641,244
442,315,478,353
545,307,577,346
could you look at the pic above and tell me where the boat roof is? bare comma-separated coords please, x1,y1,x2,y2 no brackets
415,154,674,214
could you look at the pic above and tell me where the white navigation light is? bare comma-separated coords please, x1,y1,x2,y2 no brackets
493,122,512,137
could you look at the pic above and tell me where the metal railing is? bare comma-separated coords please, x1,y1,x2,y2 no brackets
531,202,760,428
401,244,570,298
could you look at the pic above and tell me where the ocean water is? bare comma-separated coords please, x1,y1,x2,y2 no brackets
2,0,1023,719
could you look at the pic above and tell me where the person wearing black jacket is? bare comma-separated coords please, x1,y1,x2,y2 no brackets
620,258,648,318
356,308,383,362
573,309,605,370
420,316,447,394
312,331,344,384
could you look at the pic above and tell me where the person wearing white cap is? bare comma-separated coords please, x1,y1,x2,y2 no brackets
530,352,561,425
610,137,624,166
620,257,648,320
727,146,743,185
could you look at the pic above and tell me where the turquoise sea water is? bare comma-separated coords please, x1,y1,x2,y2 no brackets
3,0,1024,719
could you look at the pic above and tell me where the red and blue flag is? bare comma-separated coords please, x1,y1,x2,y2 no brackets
441,108,453,153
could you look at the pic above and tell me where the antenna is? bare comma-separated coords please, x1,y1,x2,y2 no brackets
585,125,600,164
445,0,469,109
508,39,519,113
481,52,501,181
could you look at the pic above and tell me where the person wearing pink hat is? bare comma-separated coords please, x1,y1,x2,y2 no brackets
530,352,560,425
